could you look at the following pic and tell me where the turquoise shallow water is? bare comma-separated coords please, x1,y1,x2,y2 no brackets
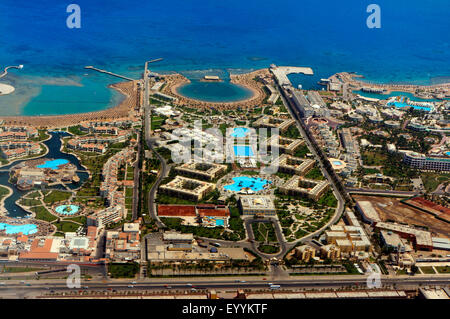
224,176,271,192
0,223,37,235
55,205,79,215
234,145,254,157
177,80,253,102
37,159,69,170
230,128,250,138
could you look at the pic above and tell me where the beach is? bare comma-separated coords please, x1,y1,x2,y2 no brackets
0,83,15,95
0,80,139,128
162,69,270,110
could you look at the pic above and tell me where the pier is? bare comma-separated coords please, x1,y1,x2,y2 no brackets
0,65,23,79
84,66,136,81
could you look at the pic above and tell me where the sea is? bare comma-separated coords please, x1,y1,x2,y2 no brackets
0,0,449,116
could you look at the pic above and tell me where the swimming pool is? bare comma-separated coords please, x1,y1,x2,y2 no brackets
224,176,271,192
446,151,450,157
230,127,249,138
332,160,343,165
387,101,431,112
0,223,38,235
233,145,254,157
216,219,224,226
37,159,69,170
55,204,80,215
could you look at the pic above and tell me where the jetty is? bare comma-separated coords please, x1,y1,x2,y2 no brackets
0,65,23,79
84,66,136,81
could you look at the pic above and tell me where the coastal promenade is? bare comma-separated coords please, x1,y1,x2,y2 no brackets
161,69,270,110
0,80,139,128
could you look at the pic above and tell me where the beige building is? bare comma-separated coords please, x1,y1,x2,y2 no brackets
239,195,276,217
159,176,216,201
266,135,304,155
320,244,341,260
279,176,330,201
277,154,315,176
294,245,316,262
175,162,227,181
253,115,295,133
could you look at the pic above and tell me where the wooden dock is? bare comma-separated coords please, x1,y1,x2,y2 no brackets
84,66,136,81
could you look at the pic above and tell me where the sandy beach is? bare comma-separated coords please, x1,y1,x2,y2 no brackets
161,69,270,110
0,80,140,128
0,83,15,95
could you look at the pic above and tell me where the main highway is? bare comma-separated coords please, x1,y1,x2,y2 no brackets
1,274,449,298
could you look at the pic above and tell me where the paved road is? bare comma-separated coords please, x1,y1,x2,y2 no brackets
132,132,142,221
1,274,449,298
276,87,346,245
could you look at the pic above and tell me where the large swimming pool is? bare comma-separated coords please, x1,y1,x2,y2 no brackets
0,223,38,235
55,204,80,215
230,127,249,138
37,159,69,170
233,145,254,157
224,176,271,192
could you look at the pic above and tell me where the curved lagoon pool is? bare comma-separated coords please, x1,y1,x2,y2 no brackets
37,159,69,170
0,223,38,235
224,176,271,192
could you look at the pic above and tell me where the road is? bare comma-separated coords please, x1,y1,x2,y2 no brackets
276,85,346,245
131,131,142,221
1,274,449,298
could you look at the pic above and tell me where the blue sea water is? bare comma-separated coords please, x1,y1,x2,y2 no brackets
0,0,449,115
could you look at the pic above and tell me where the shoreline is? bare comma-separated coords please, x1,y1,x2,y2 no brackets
331,72,450,100
161,69,269,110
0,80,139,128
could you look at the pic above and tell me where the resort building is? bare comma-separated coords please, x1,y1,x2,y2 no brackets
277,154,315,176
0,125,38,140
86,206,125,229
374,222,433,251
279,176,330,201
266,135,304,155
100,147,135,207
0,141,41,160
402,151,450,171
252,115,295,133
238,195,276,217
105,225,140,262
320,244,341,260
175,161,227,181
325,225,372,253
159,176,216,201
294,245,316,262
355,200,381,225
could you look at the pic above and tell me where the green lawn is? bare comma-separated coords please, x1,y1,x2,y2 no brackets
30,206,57,222
54,221,80,233
43,191,72,204
108,262,139,278
0,185,10,201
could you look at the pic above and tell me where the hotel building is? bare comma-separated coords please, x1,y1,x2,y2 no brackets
159,176,216,201
279,176,330,201
277,154,315,176
175,161,227,181
402,151,450,171
238,195,276,217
